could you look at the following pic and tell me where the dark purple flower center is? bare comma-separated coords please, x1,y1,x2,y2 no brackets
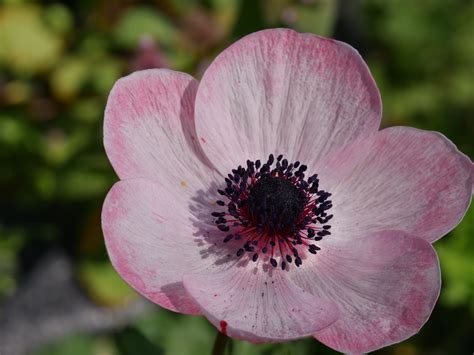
247,175,306,235
211,154,333,270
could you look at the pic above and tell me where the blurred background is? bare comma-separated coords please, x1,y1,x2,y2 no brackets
0,0,473,354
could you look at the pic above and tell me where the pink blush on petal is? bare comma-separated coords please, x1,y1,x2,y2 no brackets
104,69,218,191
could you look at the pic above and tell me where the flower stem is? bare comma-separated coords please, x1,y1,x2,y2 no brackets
212,330,229,355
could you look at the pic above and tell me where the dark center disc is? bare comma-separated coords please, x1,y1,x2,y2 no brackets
246,176,307,234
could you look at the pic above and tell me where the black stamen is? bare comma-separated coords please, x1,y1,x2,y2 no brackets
217,224,229,232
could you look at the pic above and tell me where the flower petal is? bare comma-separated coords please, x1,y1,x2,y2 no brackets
290,230,440,353
104,69,218,191
183,266,339,343
195,28,381,174
324,126,473,243
102,178,224,315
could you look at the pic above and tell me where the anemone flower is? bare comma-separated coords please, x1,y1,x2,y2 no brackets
102,29,473,353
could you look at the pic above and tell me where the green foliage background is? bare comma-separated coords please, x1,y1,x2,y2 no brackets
0,0,473,354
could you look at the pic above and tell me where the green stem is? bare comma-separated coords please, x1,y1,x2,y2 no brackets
212,330,229,355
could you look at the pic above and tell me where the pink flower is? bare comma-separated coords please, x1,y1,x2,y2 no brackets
102,29,473,353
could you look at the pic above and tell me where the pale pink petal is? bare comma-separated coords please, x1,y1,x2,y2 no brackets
290,230,440,353
102,178,226,315
195,28,381,175
323,126,473,243
104,68,218,193
182,266,339,343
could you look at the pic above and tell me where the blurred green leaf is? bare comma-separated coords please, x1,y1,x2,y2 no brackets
0,4,63,75
34,334,95,355
209,0,240,30
261,0,290,25
169,0,200,12
115,327,164,355
40,128,90,166
437,206,474,312
0,227,24,297
232,0,265,38
70,98,103,123
3,80,33,105
89,57,123,95
114,7,179,49
57,169,111,200
135,311,215,355
78,260,138,307
78,33,110,59
50,57,89,101
34,168,57,200
43,3,73,34
0,115,27,146
289,0,337,37
385,84,442,122
165,46,196,71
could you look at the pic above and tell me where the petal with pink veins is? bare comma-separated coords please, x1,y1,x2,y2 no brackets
183,266,339,343
290,230,440,354
104,69,219,193
322,126,473,243
195,28,382,175
102,178,227,315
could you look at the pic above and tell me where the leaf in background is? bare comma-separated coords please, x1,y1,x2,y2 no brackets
166,46,196,71
0,115,28,147
33,167,56,200
209,0,240,31
89,57,124,95
2,80,32,105
33,334,95,355
261,0,291,26
135,311,215,355
261,0,337,37
232,336,338,355
232,0,265,38
78,33,110,59
40,128,89,166
288,0,337,37
115,327,164,355
0,227,24,298
78,260,138,307
43,3,73,35
383,84,442,125
70,97,103,124
57,169,112,200
436,206,474,313
0,4,63,76
50,57,89,102
114,6,179,50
